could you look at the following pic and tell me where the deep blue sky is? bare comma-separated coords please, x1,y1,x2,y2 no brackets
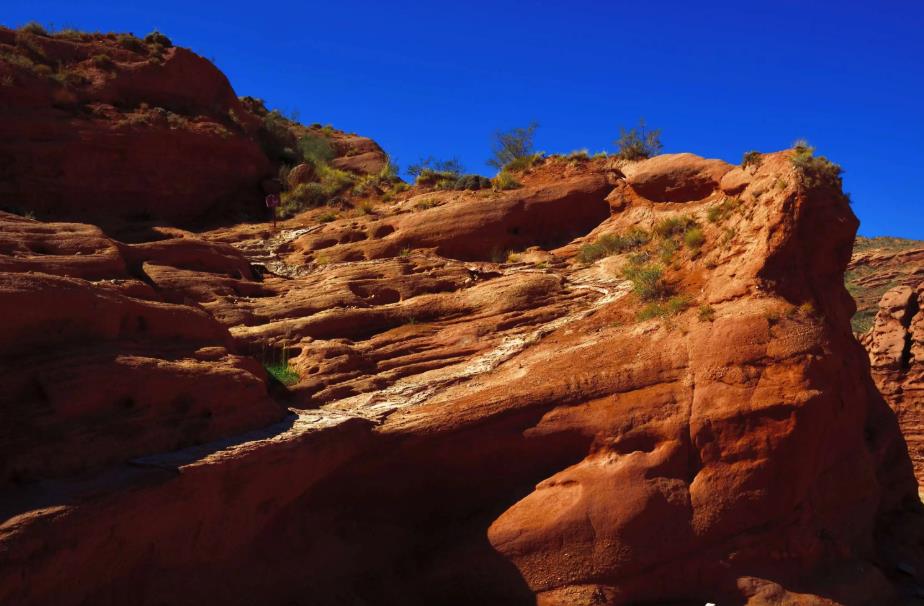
6,1,923,238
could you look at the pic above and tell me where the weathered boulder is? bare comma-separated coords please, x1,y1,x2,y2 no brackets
622,152,732,202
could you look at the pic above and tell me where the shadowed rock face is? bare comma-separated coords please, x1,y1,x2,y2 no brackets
0,27,386,225
1,31,923,605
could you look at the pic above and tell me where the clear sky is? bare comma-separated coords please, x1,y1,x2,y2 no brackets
6,1,923,238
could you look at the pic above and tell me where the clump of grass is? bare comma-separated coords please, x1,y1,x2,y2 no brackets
318,211,337,222
658,237,679,264
576,228,651,265
415,198,438,210
741,150,762,169
18,22,48,36
566,149,590,162
653,215,696,238
683,226,705,251
116,33,147,53
262,348,299,386
638,295,690,320
298,134,335,167
91,54,115,69
493,170,522,190
707,197,739,223
697,304,716,322
622,258,671,302
144,30,173,47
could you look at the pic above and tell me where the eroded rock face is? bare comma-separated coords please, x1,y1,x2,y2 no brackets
862,283,924,488
0,212,285,485
0,27,387,225
1,148,922,606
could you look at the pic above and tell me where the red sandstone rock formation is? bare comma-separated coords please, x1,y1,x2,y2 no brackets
861,283,924,493
1,27,923,606
1,147,922,605
0,26,387,225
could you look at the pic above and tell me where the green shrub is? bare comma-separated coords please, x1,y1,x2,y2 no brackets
263,360,299,386
653,215,696,238
741,150,762,169
578,228,651,263
658,237,678,263
18,22,48,36
790,140,844,190
566,149,590,162
707,197,739,223
91,54,115,69
697,304,716,322
638,295,690,320
415,198,438,210
453,174,492,190
502,153,543,173
493,170,522,190
258,110,298,163
116,34,147,53
407,157,463,178
144,30,173,47
55,28,86,41
683,226,705,250
488,123,539,170
318,211,337,222
614,118,662,161
623,262,670,301
576,242,607,264
298,134,335,167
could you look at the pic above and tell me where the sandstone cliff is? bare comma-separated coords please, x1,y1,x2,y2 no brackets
0,26,386,225
846,237,924,493
1,148,922,605
1,27,923,606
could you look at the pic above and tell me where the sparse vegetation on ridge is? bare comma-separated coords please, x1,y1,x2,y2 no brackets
488,123,539,171
614,119,662,161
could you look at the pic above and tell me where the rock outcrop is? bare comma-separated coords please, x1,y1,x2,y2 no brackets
1,146,922,606
861,282,924,490
0,26,387,225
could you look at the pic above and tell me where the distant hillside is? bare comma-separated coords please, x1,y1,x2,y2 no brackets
848,235,924,331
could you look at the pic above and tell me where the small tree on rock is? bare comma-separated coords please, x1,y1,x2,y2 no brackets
614,119,662,161
488,123,539,170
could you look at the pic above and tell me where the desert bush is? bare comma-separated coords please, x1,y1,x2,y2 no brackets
488,123,539,170
683,226,705,250
298,134,335,167
566,149,590,162
407,157,463,179
578,228,651,263
415,198,438,210
741,150,763,169
707,197,739,223
623,261,670,301
116,34,147,53
790,140,844,190
144,30,173,47
318,211,337,222
638,295,690,320
257,110,298,163
697,304,716,322
492,170,522,190
653,215,696,238
453,174,492,190
614,119,662,161
18,22,48,36
91,54,115,69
